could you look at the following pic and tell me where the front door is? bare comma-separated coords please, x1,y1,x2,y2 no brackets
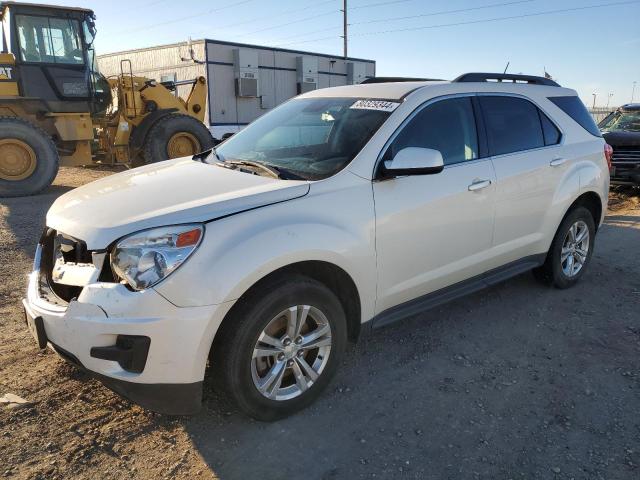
373,96,496,313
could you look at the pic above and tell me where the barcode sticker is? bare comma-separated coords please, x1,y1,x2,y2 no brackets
350,100,400,112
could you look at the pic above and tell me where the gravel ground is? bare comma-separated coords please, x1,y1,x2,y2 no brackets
1,168,639,480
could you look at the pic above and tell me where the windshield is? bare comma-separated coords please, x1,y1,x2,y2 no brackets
16,14,84,64
599,110,640,132
213,97,393,180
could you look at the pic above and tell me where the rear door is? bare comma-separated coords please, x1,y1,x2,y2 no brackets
373,95,497,313
478,95,564,267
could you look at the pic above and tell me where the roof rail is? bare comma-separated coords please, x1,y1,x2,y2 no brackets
453,72,560,87
361,77,442,84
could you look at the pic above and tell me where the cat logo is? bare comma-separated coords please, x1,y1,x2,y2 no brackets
0,66,13,80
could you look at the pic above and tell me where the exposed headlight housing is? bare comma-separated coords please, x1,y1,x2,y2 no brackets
110,224,203,290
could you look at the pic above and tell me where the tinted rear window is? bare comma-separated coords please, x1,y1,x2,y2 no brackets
548,96,602,137
479,96,544,156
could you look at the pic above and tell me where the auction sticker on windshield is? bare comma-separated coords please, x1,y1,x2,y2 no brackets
350,99,400,112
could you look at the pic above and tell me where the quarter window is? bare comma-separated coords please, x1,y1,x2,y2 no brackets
480,96,545,156
549,96,602,137
539,110,562,146
389,97,478,166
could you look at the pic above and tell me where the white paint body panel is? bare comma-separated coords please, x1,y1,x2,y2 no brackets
26,80,609,391
373,159,496,312
46,158,309,249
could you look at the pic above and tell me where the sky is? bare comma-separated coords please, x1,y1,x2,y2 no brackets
5,0,640,107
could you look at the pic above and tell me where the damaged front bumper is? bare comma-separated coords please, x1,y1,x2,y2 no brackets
23,239,233,415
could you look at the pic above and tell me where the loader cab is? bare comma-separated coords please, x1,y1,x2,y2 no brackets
0,1,110,114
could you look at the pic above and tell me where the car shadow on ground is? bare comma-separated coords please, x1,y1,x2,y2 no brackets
1,186,74,257
174,214,640,480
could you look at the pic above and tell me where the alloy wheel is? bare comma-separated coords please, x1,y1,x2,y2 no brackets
251,305,333,401
561,220,590,277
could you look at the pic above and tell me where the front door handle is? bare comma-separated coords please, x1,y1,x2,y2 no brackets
468,179,492,191
550,157,566,167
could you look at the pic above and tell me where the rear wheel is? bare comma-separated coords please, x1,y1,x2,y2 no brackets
533,206,596,289
142,114,214,164
212,276,347,421
0,117,59,197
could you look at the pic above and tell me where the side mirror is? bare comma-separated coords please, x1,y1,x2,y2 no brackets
383,147,444,176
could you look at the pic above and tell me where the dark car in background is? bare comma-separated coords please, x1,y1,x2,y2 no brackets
599,103,640,185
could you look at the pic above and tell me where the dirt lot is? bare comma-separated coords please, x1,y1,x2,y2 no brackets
1,168,639,480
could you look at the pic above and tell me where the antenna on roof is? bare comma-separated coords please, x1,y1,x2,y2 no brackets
503,61,510,74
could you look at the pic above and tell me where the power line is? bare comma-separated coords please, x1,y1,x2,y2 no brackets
235,10,339,37
274,0,640,46
271,0,533,44
129,0,260,33
213,0,338,31
351,0,534,25
350,0,412,10
355,0,640,36
236,0,419,39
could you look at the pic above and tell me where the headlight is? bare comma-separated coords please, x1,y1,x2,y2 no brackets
110,224,203,290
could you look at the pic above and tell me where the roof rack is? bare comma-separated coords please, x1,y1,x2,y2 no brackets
361,77,442,84
453,72,560,87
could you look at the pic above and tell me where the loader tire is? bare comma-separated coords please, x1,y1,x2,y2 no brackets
142,114,214,164
0,117,59,197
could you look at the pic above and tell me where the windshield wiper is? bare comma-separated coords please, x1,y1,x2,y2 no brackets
223,160,282,178
223,160,304,180
193,147,222,163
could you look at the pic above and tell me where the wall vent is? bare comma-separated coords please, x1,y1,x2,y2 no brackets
233,48,260,97
296,56,318,94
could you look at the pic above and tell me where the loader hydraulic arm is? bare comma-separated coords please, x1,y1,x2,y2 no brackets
159,76,207,122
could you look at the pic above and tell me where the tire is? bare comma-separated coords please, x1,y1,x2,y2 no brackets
212,275,348,421
0,117,59,197
532,206,596,289
142,114,214,164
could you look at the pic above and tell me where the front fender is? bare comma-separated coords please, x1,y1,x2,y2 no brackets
154,173,377,323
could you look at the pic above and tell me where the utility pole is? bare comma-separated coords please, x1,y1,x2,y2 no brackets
606,93,613,109
632,81,637,103
342,0,348,59
592,93,597,109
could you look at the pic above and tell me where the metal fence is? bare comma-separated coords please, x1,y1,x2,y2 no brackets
589,107,615,124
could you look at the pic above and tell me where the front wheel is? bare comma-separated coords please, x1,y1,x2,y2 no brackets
212,276,347,421
533,206,596,289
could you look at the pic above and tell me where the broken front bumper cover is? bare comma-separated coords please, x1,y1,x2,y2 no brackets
22,294,207,415
51,340,203,415
23,261,231,415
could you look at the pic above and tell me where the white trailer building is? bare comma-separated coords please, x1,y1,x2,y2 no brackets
98,39,376,139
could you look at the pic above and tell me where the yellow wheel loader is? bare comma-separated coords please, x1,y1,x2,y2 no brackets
0,2,213,197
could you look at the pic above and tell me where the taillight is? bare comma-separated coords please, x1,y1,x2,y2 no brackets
604,143,613,171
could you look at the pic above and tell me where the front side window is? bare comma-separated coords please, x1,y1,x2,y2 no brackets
480,96,545,156
599,110,640,133
388,97,478,165
16,15,84,64
214,97,392,180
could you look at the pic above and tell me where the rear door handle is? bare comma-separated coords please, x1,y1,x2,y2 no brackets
468,179,492,191
550,157,566,167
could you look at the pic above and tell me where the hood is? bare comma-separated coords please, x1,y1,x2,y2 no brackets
602,130,640,147
47,158,309,249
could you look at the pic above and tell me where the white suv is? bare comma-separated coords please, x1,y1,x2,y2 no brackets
23,73,610,420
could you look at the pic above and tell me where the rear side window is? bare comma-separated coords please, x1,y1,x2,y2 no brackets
479,96,544,156
389,97,478,166
548,96,602,137
539,111,562,146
